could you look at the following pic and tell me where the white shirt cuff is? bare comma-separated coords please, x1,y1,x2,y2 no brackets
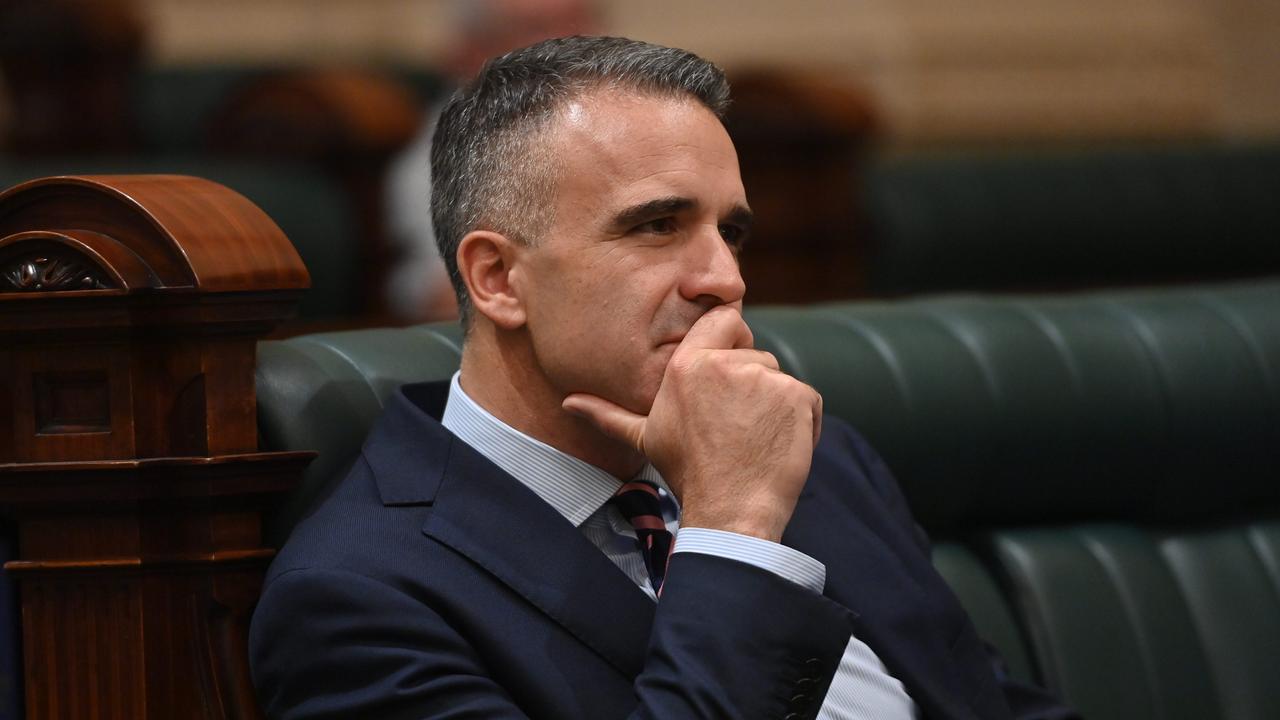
673,527,826,594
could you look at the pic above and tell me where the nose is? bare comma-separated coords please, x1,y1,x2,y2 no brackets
679,224,747,306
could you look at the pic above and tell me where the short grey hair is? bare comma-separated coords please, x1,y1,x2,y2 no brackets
430,35,731,324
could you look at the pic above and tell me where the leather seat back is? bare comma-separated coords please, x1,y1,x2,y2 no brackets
747,280,1280,720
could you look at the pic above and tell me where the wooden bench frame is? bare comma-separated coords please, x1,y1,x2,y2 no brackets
0,175,312,719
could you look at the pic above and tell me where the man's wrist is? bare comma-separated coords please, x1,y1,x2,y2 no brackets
680,503,791,543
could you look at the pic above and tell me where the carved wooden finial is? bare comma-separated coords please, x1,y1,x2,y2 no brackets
0,174,311,462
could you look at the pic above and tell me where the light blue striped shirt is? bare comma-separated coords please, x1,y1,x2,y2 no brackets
441,372,917,719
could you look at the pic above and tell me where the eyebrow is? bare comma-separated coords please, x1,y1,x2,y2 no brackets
607,196,755,232
608,196,695,231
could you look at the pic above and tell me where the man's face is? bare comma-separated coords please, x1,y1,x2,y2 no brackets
511,89,750,415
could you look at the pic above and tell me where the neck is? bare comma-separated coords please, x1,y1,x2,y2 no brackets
458,323,646,480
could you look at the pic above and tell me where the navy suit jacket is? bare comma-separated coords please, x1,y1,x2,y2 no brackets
250,382,1076,720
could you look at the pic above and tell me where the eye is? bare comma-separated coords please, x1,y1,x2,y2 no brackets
634,217,677,235
718,223,747,250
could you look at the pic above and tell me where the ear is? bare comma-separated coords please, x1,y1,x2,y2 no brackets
457,229,527,330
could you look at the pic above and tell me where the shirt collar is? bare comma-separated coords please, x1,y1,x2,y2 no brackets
440,371,671,527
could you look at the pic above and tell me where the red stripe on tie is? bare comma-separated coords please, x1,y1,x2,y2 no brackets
617,481,660,497
629,515,666,531
611,480,673,593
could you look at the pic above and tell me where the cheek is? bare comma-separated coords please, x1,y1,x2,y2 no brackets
576,271,665,336
532,253,682,395
621,348,673,415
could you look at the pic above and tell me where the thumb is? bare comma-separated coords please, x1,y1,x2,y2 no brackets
562,393,647,454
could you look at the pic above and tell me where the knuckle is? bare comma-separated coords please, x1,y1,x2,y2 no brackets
667,349,699,375
707,351,738,374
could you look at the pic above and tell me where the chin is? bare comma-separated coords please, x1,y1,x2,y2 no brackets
617,377,662,416
600,357,666,415
610,386,655,416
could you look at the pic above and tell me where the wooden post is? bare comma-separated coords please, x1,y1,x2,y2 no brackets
0,175,313,719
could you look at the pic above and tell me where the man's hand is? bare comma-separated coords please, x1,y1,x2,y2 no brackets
562,305,822,542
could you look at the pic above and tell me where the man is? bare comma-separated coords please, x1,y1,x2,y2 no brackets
251,36,1076,720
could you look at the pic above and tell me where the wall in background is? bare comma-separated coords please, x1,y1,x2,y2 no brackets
143,0,1280,145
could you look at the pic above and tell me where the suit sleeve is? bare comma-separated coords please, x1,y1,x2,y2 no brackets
251,568,528,720
251,554,853,720
833,419,1082,720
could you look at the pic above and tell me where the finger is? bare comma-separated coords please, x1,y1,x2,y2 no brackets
679,305,754,353
810,388,824,448
739,349,780,370
699,348,780,371
562,393,648,454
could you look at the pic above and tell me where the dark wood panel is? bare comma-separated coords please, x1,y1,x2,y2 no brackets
0,174,313,718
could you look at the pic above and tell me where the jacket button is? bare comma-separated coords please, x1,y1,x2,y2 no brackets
783,714,802,720
790,693,810,706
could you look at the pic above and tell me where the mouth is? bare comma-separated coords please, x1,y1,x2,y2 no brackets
654,323,696,349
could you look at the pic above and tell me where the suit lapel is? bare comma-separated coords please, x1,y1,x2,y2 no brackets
423,441,657,679
364,384,655,681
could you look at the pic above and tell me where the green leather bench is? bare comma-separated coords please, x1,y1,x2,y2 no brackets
256,279,1280,720
865,144,1280,294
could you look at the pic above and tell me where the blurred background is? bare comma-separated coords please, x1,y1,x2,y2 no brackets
2,0,1278,329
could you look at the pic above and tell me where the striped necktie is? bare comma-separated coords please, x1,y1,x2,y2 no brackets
611,481,674,593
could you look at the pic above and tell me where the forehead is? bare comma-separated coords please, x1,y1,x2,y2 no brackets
540,88,745,217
